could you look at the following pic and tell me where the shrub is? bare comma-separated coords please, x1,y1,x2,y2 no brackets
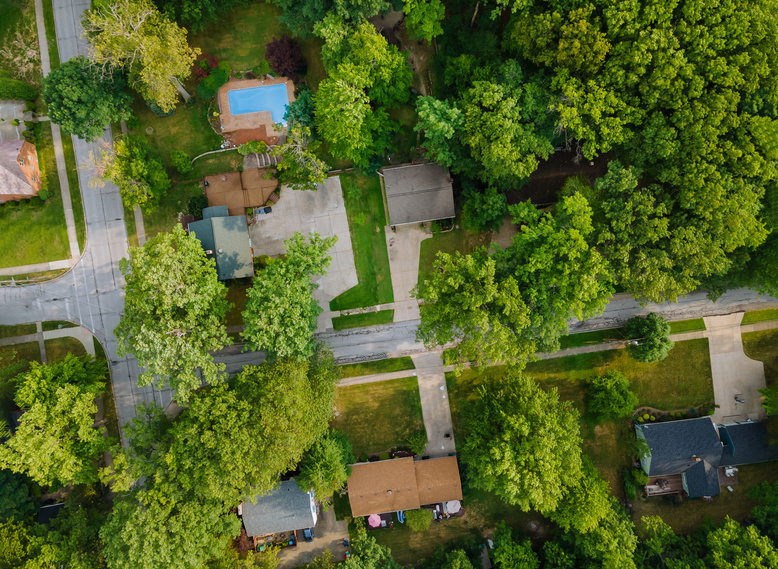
586,370,639,421
284,86,315,129
171,150,192,175
126,114,141,129
187,195,209,217
689,408,696,414
643,413,649,420
406,430,428,455
624,313,674,363
29,196,44,206
11,119,19,126
632,469,649,485
238,140,267,156
354,212,367,226
24,100,36,112
430,221,443,233
0,77,37,101
196,62,231,100
650,415,656,421
265,35,306,80
378,452,390,461
253,60,272,78
37,189,51,201
637,416,644,423
4,200,17,208
405,508,433,532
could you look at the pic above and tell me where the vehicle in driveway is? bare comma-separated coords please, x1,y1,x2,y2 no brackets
302,528,314,542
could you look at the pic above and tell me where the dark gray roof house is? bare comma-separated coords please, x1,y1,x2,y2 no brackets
188,206,254,280
381,163,455,225
242,480,317,537
636,417,778,498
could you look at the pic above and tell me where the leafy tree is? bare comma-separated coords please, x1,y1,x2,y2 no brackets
265,35,306,80
459,371,582,513
101,489,240,569
83,0,199,111
438,550,474,569
301,550,336,569
268,0,389,39
0,355,110,488
414,96,466,169
171,149,192,175
153,0,250,32
238,140,267,156
271,123,330,191
548,457,611,534
492,523,539,569
405,508,433,532
100,134,171,211
587,371,639,421
461,185,508,232
0,470,36,523
623,313,674,363
493,194,614,352
196,61,230,99
43,55,132,142
749,481,778,542
344,535,401,569
285,85,316,130
542,542,575,569
404,0,444,43
297,430,354,510
415,250,533,370
242,232,336,358
759,387,778,416
115,224,229,403
162,355,338,502
705,517,778,569
563,499,637,569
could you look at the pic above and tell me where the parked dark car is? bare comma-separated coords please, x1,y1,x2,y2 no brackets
302,528,314,542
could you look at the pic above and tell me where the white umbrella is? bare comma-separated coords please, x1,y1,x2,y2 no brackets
367,514,381,528
445,500,461,514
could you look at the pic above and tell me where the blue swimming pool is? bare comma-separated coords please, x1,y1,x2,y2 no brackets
228,83,289,124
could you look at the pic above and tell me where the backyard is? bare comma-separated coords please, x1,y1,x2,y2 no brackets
331,376,424,457
329,173,394,311
417,220,491,280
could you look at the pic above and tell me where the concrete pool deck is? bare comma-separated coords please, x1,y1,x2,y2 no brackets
218,77,295,139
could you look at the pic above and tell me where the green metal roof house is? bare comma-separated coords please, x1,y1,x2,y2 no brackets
188,206,254,280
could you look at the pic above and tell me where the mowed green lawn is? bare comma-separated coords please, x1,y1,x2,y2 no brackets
332,310,394,330
742,308,778,325
0,124,70,268
44,336,86,362
331,376,424,457
743,328,778,387
330,173,393,310
338,357,415,379
417,221,491,280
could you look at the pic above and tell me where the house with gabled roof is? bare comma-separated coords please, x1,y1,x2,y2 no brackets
241,480,317,538
636,417,778,499
0,139,42,203
187,206,254,280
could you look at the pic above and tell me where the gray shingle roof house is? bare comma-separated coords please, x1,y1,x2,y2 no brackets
636,417,778,498
188,206,254,280
381,163,455,225
242,480,317,537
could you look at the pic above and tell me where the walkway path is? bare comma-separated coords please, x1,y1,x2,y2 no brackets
704,314,767,424
411,352,456,457
0,324,98,357
33,0,81,263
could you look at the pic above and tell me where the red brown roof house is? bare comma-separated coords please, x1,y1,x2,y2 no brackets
0,140,42,203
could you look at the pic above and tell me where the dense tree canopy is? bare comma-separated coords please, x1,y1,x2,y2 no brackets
269,0,389,38
83,0,199,111
271,124,330,191
0,355,110,488
115,224,229,403
404,0,444,42
459,371,583,513
296,430,354,510
242,232,336,358
154,0,249,32
100,135,171,211
43,56,132,142
587,370,639,420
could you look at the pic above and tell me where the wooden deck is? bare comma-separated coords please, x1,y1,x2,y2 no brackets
645,474,684,496
718,466,739,487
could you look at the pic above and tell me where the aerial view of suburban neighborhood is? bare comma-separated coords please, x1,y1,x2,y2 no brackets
2,0,778,567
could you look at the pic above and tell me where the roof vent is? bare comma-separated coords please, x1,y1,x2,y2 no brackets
692,455,701,462
387,490,392,495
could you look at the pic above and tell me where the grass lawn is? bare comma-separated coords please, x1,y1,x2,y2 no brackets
0,124,71,268
329,173,393,311
632,461,778,535
559,328,625,350
668,318,706,334
191,150,244,179
0,342,41,365
418,222,491,281
0,324,36,339
331,376,424,457
41,320,78,332
338,357,415,379
332,310,394,331
742,308,778,325
44,337,86,361
141,183,204,241
224,279,252,328
41,0,60,68
743,329,778,388
61,133,85,252
387,103,419,164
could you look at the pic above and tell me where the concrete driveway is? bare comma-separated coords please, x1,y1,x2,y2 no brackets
412,352,456,457
276,507,349,569
248,176,357,331
704,313,767,423
0,101,30,142
385,224,429,322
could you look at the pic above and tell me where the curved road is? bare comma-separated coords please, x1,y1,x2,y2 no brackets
2,0,776,439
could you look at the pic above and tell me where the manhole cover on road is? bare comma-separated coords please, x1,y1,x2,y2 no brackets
145,126,154,135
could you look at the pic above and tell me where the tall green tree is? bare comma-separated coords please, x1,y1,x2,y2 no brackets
492,523,540,569
459,371,583,513
344,535,401,569
153,0,250,32
242,232,336,359
705,517,778,569
0,470,36,523
83,0,199,111
99,135,171,211
404,0,444,42
43,55,132,142
271,123,329,191
115,224,229,403
0,355,110,488
749,480,778,542
414,96,466,169
296,430,354,511
269,0,389,38
563,499,637,569
587,371,639,421
623,313,674,363
547,457,611,534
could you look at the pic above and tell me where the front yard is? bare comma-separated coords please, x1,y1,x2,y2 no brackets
743,328,778,387
331,376,424,457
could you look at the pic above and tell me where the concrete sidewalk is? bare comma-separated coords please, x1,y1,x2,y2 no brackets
412,352,456,458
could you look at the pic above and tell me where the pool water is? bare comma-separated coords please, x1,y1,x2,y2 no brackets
228,83,289,124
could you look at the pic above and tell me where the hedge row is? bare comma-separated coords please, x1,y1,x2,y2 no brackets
0,77,37,101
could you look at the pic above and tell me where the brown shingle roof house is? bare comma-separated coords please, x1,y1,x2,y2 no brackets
0,140,42,203
203,168,278,216
347,456,463,517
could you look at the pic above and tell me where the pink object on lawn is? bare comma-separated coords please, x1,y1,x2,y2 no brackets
367,514,381,528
